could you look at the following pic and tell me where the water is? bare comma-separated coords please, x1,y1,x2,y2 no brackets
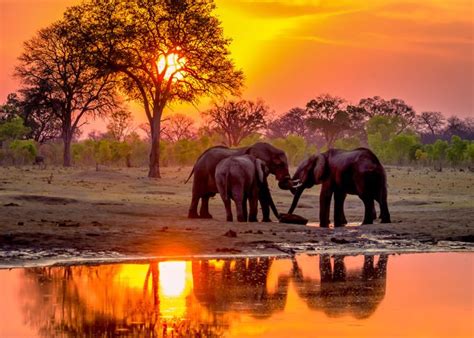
1,253,472,337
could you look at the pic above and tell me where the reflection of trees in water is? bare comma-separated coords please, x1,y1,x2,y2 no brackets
293,255,388,319
20,255,389,337
21,263,222,337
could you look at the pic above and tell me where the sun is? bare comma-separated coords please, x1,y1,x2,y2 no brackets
157,52,186,81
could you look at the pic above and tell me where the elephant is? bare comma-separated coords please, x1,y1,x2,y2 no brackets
288,148,391,227
187,142,297,220
215,155,269,222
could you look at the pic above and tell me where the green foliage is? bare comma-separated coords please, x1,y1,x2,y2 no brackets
0,117,30,141
465,142,474,164
446,135,468,165
333,136,361,150
366,115,400,142
270,135,316,166
9,140,37,164
386,133,420,165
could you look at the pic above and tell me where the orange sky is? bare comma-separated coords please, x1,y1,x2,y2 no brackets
1,0,473,128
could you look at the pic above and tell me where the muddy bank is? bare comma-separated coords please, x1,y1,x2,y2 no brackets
0,166,473,267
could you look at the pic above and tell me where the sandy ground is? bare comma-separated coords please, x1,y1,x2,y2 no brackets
0,165,473,266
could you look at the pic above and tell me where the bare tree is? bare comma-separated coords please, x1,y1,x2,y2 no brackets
106,109,134,142
15,22,117,166
416,112,445,136
161,113,196,142
203,99,269,146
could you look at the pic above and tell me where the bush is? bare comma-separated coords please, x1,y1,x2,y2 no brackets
9,140,37,165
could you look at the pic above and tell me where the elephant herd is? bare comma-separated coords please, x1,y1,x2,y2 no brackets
186,142,391,227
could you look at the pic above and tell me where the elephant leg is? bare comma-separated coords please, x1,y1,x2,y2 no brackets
377,189,391,223
199,196,213,219
223,198,233,222
248,191,258,222
334,191,347,227
259,188,271,222
362,197,375,225
233,191,246,222
188,195,200,219
319,254,332,282
319,183,333,228
333,256,346,282
242,195,248,222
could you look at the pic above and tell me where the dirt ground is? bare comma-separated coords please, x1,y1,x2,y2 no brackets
0,165,473,266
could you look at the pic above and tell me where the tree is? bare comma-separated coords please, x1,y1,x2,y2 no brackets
445,116,474,140
416,112,445,136
203,99,269,146
305,94,350,148
66,0,243,177
446,135,468,166
359,96,416,134
0,117,30,142
162,113,196,142
106,109,134,142
15,22,117,167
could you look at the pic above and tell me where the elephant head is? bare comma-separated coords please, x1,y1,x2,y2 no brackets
246,142,297,190
288,153,329,214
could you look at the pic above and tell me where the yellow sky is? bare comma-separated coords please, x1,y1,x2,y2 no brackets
0,0,473,127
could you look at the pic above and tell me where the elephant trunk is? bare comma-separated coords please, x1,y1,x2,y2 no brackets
288,187,304,214
268,193,280,219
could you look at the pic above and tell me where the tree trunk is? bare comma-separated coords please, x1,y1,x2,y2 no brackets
63,134,72,167
148,114,162,178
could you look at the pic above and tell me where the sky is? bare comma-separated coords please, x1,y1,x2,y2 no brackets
0,0,473,129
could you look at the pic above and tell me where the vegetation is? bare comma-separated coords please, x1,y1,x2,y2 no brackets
0,1,473,172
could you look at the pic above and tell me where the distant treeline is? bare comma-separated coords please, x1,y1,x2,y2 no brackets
1,94,473,170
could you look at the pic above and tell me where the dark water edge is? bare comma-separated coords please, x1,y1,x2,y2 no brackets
0,243,473,269
1,252,473,338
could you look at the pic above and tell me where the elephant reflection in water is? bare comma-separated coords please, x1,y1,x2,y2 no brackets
292,255,388,319
192,257,292,318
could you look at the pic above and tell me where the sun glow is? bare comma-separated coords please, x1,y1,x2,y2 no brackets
157,53,186,81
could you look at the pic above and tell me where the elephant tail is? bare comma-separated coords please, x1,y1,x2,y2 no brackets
185,167,195,184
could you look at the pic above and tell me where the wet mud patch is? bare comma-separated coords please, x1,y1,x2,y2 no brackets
14,195,78,205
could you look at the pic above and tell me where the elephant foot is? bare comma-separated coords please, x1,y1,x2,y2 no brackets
334,223,346,228
237,217,246,222
199,213,213,219
362,219,373,225
261,217,272,223
188,211,200,219
248,217,258,222
381,217,391,223
320,223,330,228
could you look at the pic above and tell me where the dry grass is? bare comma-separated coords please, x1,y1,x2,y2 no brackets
0,165,473,263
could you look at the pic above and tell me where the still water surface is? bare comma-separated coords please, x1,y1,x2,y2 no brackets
1,253,472,337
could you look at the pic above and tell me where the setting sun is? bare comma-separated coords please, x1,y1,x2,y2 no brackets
157,53,186,81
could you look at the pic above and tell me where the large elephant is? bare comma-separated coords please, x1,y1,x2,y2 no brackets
187,142,296,220
289,148,391,227
215,155,269,222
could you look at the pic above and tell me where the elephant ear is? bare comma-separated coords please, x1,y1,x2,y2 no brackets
297,155,316,185
313,154,328,184
255,159,268,183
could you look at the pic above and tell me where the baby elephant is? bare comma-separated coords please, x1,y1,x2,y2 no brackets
215,155,268,222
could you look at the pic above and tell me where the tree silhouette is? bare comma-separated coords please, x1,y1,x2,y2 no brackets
162,113,196,142
305,94,351,148
106,108,134,142
65,0,243,177
203,99,269,146
358,96,416,135
15,22,118,167
416,112,445,137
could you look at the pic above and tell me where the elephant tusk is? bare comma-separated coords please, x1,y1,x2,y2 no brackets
292,179,301,184
293,182,303,189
